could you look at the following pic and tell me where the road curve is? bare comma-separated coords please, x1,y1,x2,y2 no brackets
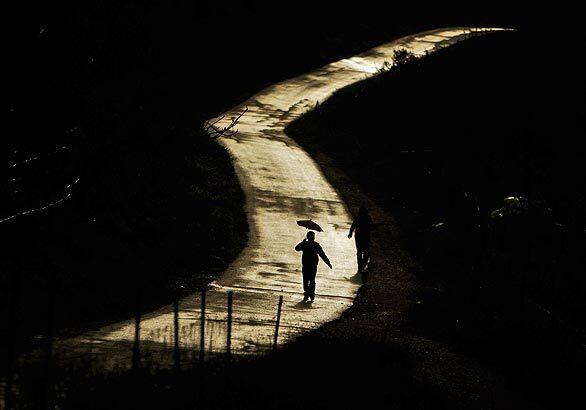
33,27,503,372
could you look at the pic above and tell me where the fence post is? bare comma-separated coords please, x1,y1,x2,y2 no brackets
199,290,206,363
132,289,141,371
173,299,180,370
39,269,57,409
226,291,233,359
273,295,284,351
5,269,21,410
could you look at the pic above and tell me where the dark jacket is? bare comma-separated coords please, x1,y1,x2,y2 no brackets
295,239,331,267
349,213,374,243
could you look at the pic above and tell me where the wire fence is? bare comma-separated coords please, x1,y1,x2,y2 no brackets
1,281,286,410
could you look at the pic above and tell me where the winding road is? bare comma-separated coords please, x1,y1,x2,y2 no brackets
24,27,503,372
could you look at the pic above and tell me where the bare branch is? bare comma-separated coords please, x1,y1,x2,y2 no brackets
204,107,248,139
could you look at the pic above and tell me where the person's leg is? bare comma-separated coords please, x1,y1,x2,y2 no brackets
308,267,317,300
356,250,363,273
356,236,371,272
356,250,364,272
302,268,309,300
355,237,366,272
363,244,371,270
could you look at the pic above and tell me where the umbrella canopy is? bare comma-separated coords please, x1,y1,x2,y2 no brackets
296,219,323,232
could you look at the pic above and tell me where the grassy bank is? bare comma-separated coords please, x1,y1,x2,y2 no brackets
286,31,585,407
14,324,470,410
1,126,247,343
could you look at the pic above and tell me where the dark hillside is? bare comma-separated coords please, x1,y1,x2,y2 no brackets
287,30,585,406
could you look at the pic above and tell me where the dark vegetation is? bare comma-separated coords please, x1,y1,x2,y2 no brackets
2,8,251,348
13,331,458,410
286,30,585,407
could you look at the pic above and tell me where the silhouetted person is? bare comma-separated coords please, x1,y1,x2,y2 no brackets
348,206,374,273
295,231,332,302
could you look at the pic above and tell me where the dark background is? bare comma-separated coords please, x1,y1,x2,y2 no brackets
2,1,584,409
3,0,582,350
3,0,582,342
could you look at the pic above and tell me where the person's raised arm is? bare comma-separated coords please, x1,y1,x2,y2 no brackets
295,239,306,252
318,245,333,269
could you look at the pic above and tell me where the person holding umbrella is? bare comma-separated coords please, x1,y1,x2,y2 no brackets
294,229,332,302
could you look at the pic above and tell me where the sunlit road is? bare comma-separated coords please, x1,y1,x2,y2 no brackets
25,28,503,372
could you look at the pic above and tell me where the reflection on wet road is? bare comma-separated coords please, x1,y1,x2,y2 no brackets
33,28,503,372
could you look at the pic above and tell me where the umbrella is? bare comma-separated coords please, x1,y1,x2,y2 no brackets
296,219,323,232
